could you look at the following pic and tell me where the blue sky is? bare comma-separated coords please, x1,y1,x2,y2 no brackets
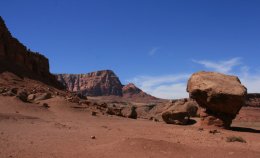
1,0,260,99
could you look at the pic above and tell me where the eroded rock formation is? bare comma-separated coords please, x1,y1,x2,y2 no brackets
187,71,247,128
56,70,123,96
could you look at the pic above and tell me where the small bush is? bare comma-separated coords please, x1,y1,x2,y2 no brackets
226,136,246,143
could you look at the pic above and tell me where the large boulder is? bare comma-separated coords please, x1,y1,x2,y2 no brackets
162,99,199,125
187,71,247,128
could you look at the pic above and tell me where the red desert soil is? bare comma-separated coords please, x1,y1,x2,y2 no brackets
0,96,260,158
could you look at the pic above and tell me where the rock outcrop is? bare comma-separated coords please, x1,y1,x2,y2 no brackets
56,70,123,96
122,83,158,101
187,71,247,128
0,16,61,88
246,93,260,108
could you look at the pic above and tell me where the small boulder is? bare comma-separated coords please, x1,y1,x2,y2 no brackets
27,94,36,101
42,103,50,108
34,93,52,101
0,88,6,94
106,107,123,116
16,90,28,102
91,111,97,116
122,106,137,119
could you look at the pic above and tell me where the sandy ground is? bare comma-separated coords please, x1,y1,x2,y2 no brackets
0,96,259,158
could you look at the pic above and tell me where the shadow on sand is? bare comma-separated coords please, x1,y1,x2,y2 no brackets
230,127,260,134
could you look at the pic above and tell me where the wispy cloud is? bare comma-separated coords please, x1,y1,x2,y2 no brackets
128,57,260,99
128,74,190,99
148,47,160,56
192,57,241,73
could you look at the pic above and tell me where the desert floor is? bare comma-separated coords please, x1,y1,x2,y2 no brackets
0,96,259,158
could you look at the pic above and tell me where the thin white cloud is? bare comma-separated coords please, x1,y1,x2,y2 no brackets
128,57,260,99
239,66,260,93
193,57,260,93
148,47,160,56
128,74,190,99
192,57,241,73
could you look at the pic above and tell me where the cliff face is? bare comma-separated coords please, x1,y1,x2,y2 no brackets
0,16,61,88
56,70,123,96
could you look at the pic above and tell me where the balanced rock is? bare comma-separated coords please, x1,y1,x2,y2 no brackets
162,99,198,125
187,71,247,128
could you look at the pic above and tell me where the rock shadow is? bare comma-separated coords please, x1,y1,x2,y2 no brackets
230,126,260,134
185,119,197,125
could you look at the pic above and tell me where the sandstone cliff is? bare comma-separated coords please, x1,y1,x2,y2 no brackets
0,16,61,88
56,70,123,96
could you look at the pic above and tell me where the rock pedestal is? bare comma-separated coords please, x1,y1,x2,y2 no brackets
187,71,247,128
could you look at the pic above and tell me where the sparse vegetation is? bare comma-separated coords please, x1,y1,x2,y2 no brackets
226,136,246,143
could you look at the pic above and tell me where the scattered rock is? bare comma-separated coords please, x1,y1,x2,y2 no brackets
27,94,36,101
122,106,137,119
42,103,50,108
91,111,97,116
187,71,247,129
209,129,220,134
198,128,204,131
0,88,6,94
34,93,52,101
66,96,80,104
76,92,87,100
226,136,246,143
162,111,190,125
16,90,28,102
106,107,123,116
